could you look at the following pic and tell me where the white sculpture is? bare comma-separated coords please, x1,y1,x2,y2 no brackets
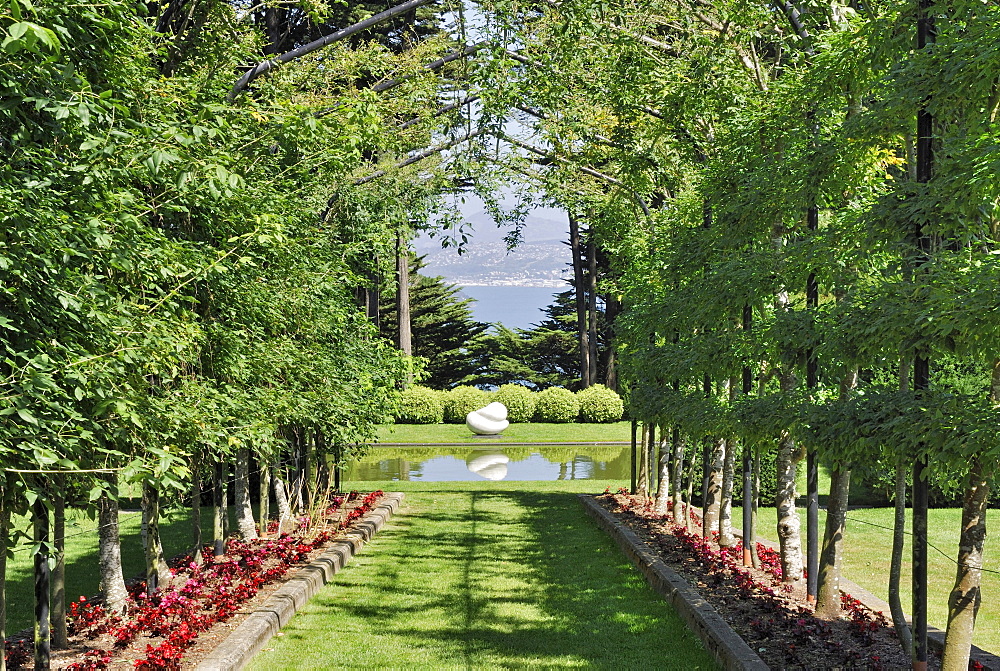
466,449,510,480
466,401,509,435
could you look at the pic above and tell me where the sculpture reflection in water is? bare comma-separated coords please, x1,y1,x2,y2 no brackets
466,449,510,480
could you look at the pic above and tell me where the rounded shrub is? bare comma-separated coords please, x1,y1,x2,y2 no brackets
533,386,580,423
494,384,536,423
577,384,624,423
396,386,445,424
444,385,491,423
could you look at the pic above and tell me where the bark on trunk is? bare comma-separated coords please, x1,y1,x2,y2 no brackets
685,443,698,533
719,436,736,547
213,460,226,557
33,498,49,669
941,359,997,669
569,214,591,387
273,462,292,532
586,239,599,384
654,427,671,515
235,448,258,539
396,231,413,387
890,459,913,656
97,483,128,614
141,481,170,593
647,423,657,496
191,454,203,563
815,467,851,618
672,429,685,525
51,489,67,649
704,437,725,540
258,457,270,535
775,427,805,582
637,423,649,498
750,446,761,569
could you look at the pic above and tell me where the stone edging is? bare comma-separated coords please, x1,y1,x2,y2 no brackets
578,494,768,671
195,492,404,671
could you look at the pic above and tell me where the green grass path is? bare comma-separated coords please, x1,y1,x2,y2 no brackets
249,481,717,669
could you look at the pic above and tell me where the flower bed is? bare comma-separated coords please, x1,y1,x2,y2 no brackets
598,489,926,670
4,490,385,671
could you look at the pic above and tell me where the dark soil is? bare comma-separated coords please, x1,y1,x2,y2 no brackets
597,491,938,670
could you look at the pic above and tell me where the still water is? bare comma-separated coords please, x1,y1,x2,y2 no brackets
346,445,630,481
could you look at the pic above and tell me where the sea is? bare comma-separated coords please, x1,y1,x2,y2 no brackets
459,285,563,330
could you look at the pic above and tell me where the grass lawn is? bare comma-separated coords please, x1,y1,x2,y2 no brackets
376,422,631,444
249,479,718,670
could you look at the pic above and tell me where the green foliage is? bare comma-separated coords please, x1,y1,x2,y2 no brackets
576,384,624,423
533,387,580,423
443,386,492,424
494,384,536,423
396,386,445,424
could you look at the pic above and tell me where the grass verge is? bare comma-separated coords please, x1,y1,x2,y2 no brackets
249,479,718,669
377,422,631,444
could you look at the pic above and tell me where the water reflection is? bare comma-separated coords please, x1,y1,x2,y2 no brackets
346,444,630,482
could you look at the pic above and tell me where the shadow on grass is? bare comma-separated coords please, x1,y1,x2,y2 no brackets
272,489,716,669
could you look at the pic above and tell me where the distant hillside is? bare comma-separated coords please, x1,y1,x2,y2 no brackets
417,239,571,287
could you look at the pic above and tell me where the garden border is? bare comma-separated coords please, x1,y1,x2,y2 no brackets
194,492,404,671
578,494,769,671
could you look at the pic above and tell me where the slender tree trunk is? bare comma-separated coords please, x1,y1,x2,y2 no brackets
569,214,591,387
97,482,128,614
704,437,724,540
213,460,226,557
891,459,914,655
685,444,698,533
815,467,851,618
396,230,413,387
750,446,761,569
672,429,685,525
141,481,170,593
258,457,270,535
235,448,258,539
654,426,671,515
941,359,998,669
586,238,599,384
646,423,657,495
775,426,805,582
33,498,50,669
629,419,637,494
191,453,203,563
273,462,292,532
1,500,8,671
51,488,67,649
637,423,649,498
719,436,736,547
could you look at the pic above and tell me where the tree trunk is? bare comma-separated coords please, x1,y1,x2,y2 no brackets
890,459,913,656
704,437,724,540
273,462,292,533
1,500,8,671
586,238,599,384
685,443,698,533
396,230,413,387
141,481,170,593
213,460,226,557
96,482,128,614
637,423,649,498
569,214,591,387
51,488,67,649
775,427,805,582
629,419,637,494
191,453,203,563
33,498,50,669
750,446,761,569
719,436,736,547
646,423,657,496
235,448,258,540
672,429,685,525
815,467,851,618
941,359,997,669
654,426,671,515
258,457,270,535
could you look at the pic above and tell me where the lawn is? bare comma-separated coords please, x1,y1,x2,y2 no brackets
248,480,718,670
376,421,631,444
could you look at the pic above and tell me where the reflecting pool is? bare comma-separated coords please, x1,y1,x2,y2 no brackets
346,444,631,481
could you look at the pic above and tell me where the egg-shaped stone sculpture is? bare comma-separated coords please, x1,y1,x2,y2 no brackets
466,401,510,434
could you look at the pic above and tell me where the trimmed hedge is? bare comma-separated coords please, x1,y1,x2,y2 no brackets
533,387,580,423
577,384,624,423
396,386,445,424
444,385,492,423
494,384,536,423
